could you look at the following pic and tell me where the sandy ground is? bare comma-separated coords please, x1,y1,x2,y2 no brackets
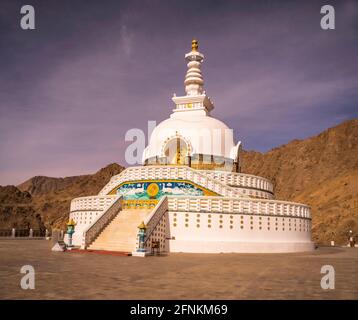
0,240,357,299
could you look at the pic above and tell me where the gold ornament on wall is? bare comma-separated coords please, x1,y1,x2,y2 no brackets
147,183,160,198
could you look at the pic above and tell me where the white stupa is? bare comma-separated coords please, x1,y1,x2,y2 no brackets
66,40,314,254
143,39,241,170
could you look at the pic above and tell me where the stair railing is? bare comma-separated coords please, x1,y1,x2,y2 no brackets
142,196,168,250
81,195,123,249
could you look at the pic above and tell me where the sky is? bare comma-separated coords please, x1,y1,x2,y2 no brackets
0,0,357,185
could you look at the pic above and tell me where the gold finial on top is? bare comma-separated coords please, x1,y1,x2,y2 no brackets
191,39,198,51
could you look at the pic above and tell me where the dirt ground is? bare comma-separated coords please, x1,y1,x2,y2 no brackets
0,240,357,299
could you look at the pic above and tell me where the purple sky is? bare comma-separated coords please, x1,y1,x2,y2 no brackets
0,0,357,185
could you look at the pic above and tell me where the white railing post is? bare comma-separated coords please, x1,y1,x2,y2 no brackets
11,228,15,238
29,229,33,238
142,197,169,254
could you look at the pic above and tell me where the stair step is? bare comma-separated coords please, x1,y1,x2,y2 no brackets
90,245,134,250
88,209,152,251
91,242,135,247
89,245,135,250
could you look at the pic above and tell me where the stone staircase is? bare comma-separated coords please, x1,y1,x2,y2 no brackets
88,209,152,253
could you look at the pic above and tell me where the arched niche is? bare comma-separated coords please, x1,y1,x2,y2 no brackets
164,137,188,165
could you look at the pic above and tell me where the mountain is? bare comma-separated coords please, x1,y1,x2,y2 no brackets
15,163,124,229
18,163,124,196
0,185,44,230
241,119,358,245
1,120,357,245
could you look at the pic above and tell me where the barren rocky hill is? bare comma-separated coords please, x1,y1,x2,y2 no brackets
18,163,124,196
0,119,357,245
241,119,358,245
15,163,124,229
0,186,44,230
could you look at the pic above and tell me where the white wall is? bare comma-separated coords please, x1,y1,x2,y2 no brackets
167,211,313,253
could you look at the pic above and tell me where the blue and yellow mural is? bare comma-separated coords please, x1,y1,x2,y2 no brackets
108,180,218,199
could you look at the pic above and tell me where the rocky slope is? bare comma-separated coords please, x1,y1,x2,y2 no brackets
241,119,358,245
16,163,124,229
0,186,44,230
0,119,357,245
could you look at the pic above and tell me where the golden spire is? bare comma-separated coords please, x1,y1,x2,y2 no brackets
191,39,198,51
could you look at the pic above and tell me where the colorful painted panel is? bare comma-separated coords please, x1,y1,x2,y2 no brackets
114,180,216,200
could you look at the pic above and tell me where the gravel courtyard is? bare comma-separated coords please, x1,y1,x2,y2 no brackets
0,240,357,299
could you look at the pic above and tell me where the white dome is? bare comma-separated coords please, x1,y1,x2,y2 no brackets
142,109,240,163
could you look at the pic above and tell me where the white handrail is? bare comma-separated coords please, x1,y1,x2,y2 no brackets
197,169,274,193
98,166,252,198
70,195,117,212
143,196,168,244
167,196,311,219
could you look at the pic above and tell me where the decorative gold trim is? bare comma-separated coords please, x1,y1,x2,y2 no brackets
138,221,147,229
122,199,159,209
147,183,160,198
67,219,76,226
107,179,219,197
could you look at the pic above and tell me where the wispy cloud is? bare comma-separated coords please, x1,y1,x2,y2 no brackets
0,0,357,185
